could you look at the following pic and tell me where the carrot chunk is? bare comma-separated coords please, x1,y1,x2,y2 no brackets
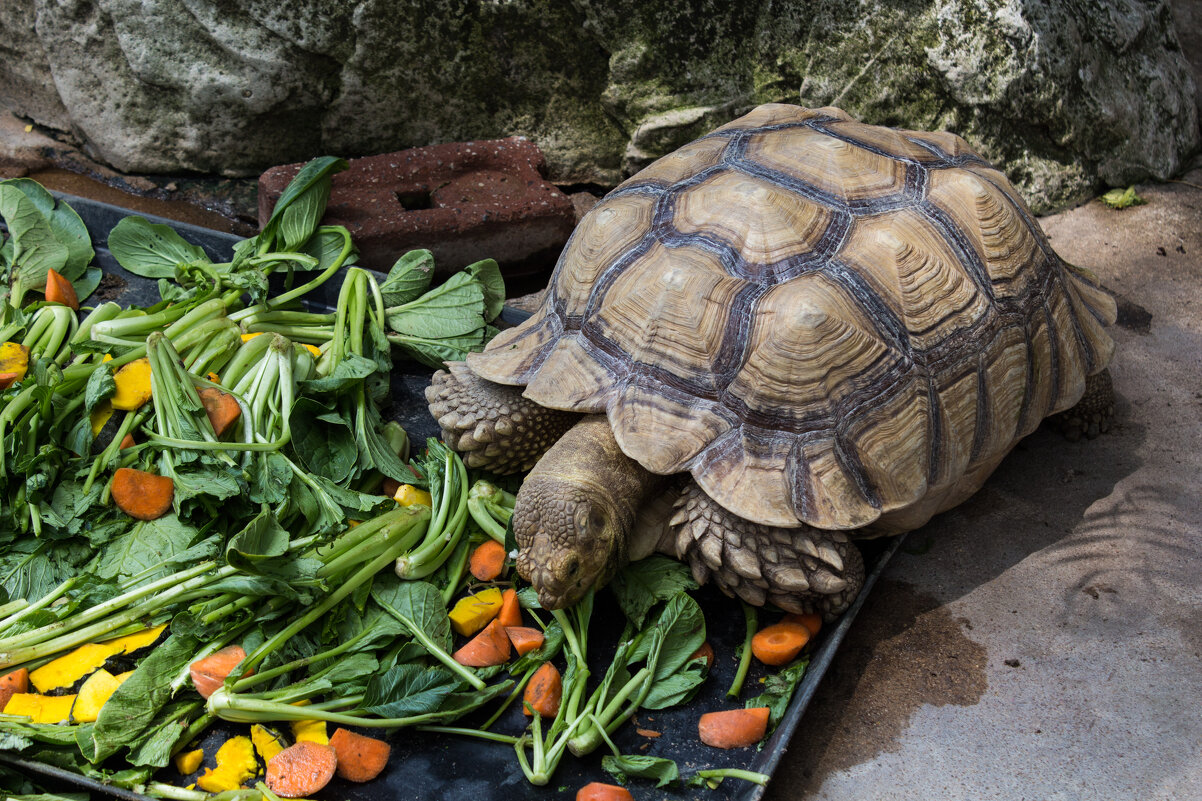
110,467,174,521
750,621,810,666
452,618,511,667
190,645,251,699
265,741,338,798
0,372,20,392
197,386,241,437
522,662,562,718
783,612,823,637
44,268,79,310
505,626,545,657
698,706,771,749
381,477,401,498
119,434,137,450
497,587,523,629
468,539,507,581
0,668,29,713
328,727,391,782
576,782,635,801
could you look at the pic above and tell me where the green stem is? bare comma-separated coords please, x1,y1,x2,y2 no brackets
727,601,757,699
692,768,771,787
416,725,520,745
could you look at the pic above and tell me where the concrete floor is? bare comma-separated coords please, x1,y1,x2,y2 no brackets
769,169,1202,801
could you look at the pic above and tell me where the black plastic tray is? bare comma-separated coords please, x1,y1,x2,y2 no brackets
7,193,903,800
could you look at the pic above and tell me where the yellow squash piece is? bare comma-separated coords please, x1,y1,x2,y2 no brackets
394,484,433,508
89,401,114,436
251,724,287,764
174,747,204,776
240,332,263,343
114,670,135,685
290,717,328,745
111,357,153,410
300,343,322,358
29,624,167,693
70,669,122,723
0,342,30,385
196,735,258,793
29,643,119,694
449,587,504,637
2,692,76,723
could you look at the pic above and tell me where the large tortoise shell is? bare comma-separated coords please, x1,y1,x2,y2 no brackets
468,104,1116,532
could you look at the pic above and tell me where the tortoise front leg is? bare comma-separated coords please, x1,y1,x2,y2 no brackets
1053,368,1115,441
426,362,580,474
670,481,864,620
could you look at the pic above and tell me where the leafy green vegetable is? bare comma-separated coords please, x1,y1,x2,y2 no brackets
609,555,699,629
0,183,68,307
601,754,680,788
1100,186,1146,210
107,216,210,280
746,657,809,730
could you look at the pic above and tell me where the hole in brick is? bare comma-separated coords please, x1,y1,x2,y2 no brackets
395,190,433,210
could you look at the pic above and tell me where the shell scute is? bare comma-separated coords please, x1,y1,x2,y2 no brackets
744,125,909,203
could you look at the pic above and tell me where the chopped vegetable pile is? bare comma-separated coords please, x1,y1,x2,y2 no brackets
0,165,819,800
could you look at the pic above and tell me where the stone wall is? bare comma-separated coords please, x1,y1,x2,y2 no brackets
2,0,1197,212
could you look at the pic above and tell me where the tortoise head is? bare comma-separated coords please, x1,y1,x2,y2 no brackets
513,480,628,610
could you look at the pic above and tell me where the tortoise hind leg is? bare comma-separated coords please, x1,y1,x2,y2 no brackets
1053,368,1114,442
669,482,864,619
426,362,580,474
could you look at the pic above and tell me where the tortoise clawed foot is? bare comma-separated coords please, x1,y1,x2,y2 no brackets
1052,368,1114,441
670,481,865,620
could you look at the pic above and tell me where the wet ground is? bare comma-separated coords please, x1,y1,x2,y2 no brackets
770,168,1202,801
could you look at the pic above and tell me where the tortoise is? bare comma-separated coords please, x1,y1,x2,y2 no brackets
426,103,1117,618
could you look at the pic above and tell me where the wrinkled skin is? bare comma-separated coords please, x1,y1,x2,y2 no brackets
510,415,660,609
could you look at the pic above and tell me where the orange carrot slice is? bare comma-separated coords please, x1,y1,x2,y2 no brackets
576,782,634,801
0,668,29,713
119,434,137,450
497,587,522,629
44,268,79,310
468,539,507,581
190,645,251,699
265,741,338,798
197,387,241,437
522,662,562,718
698,706,771,749
110,467,174,520
0,372,20,392
328,728,391,782
505,626,545,657
452,618,511,667
783,612,823,637
750,621,810,666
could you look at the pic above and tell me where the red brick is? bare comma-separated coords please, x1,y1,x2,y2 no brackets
258,138,575,278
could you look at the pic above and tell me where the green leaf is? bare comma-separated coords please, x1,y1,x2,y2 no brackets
226,506,290,571
1,179,93,278
88,633,199,762
107,216,209,279
609,555,699,628
0,183,69,304
386,271,486,338
88,514,202,581
602,754,680,788
71,266,103,304
280,177,332,251
260,157,347,247
362,664,459,717
1100,186,1146,210
83,362,115,413
379,250,435,307
465,259,505,322
298,226,358,272
370,575,452,651
745,657,809,730
289,398,358,483
387,326,490,369
299,352,378,395
641,592,707,709
248,451,292,505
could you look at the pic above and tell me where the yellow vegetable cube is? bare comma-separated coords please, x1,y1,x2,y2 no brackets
196,736,258,793
240,332,263,343
111,358,153,411
89,402,114,436
394,484,433,507
174,748,204,776
2,692,76,723
0,342,30,386
291,717,328,745
251,724,287,764
448,587,504,637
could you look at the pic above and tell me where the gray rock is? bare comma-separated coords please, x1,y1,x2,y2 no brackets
4,0,1198,211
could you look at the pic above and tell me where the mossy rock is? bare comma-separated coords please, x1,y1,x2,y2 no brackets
3,0,1198,212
